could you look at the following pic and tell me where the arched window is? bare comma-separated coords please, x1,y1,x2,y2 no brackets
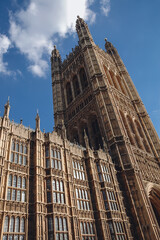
109,70,119,90
8,174,12,186
116,75,127,95
22,178,26,189
15,217,20,232
73,75,80,97
13,176,17,187
17,177,21,188
103,65,113,86
9,216,14,232
3,216,9,232
60,181,63,192
119,111,135,146
135,120,151,153
63,218,67,231
20,218,25,232
59,217,63,231
55,217,59,231
66,82,73,104
79,68,88,90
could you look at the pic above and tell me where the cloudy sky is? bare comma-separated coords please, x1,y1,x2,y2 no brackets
0,0,160,136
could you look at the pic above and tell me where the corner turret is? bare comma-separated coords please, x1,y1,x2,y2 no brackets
51,46,65,134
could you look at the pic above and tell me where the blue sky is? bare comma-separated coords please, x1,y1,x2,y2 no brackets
0,0,160,137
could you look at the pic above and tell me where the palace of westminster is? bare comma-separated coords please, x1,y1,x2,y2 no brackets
0,17,160,240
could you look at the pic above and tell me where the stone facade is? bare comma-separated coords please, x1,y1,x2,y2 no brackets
0,17,160,240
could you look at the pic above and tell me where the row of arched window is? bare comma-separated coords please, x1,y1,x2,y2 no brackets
66,68,88,105
80,222,95,237
48,216,68,240
8,175,26,189
103,65,128,96
7,175,26,202
3,216,25,233
119,111,151,153
12,141,27,154
72,160,86,180
97,163,111,183
10,141,27,166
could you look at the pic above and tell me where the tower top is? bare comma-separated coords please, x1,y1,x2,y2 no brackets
51,45,61,60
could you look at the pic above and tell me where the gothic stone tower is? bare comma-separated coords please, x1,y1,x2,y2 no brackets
51,17,160,239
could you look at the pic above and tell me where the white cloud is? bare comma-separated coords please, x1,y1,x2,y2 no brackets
0,34,11,74
100,0,111,16
9,0,96,77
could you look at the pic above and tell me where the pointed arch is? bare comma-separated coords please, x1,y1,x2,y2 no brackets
66,82,73,104
146,183,160,226
79,68,88,90
72,75,80,97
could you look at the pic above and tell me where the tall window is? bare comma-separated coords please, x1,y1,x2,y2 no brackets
3,216,25,239
55,217,68,240
10,140,27,166
46,148,62,170
51,148,62,170
80,222,95,239
72,160,85,180
66,82,73,104
73,75,80,97
7,174,26,202
107,190,119,211
76,188,90,210
114,222,125,240
97,163,111,183
52,179,65,204
79,68,88,90
48,216,53,240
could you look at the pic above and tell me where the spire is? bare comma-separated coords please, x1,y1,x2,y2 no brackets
3,97,10,118
35,110,40,130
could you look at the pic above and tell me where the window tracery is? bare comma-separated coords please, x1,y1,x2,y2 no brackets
10,140,27,166
7,174,26,202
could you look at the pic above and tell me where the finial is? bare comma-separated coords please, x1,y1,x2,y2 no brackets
8,96,10,102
